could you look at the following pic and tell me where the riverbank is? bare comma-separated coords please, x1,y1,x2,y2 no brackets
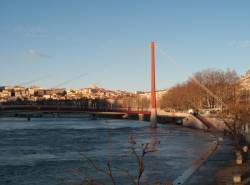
183,135,234,185
214,160,250,185
184,136,250,185
182,120,250,185
172,132,219,185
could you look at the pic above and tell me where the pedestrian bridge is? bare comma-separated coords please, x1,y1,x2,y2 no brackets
0,104,211,130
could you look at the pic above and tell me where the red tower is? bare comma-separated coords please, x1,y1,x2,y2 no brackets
150,41,157,127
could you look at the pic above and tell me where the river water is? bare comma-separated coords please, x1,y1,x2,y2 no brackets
0,118,215,185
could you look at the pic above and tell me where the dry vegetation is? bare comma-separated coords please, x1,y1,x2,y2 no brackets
160,68,250,147
160,69,239,111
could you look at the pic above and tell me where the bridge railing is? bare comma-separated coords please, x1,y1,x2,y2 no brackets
0,104,151,114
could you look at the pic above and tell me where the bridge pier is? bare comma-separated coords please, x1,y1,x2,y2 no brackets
138,113,144,121
90,113,97,120
122,114,128,119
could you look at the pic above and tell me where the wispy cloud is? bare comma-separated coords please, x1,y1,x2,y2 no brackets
228,40,250,48
0,49,51,61
22,49,51,60
14,25,48,38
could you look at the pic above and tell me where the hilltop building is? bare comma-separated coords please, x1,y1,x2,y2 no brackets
239,69,250,103
240,69,250,90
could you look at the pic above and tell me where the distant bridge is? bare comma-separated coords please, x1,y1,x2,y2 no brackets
0,104,150,115
0,104,212,130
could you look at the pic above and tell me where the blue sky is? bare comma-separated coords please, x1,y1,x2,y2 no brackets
0,0,250,91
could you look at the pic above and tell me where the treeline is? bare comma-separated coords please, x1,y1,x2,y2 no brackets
160,69,242,111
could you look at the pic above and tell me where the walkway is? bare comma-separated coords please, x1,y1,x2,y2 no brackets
182,116,250,185
183,136,235,185
214,160,250,185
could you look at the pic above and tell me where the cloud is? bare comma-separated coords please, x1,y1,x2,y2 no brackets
228,40,250,48
0,49,51,61
14,26,48,38
22,49,51,60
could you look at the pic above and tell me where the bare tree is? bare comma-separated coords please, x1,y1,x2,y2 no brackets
160,68,240,111
129,136,159,185
219,101,250,149
70,136,166,185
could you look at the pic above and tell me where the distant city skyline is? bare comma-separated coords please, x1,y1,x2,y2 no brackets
0,0,250,91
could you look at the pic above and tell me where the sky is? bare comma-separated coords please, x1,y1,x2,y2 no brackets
0,0,250,91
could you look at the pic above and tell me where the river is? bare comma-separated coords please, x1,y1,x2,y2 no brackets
0,117,215,185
